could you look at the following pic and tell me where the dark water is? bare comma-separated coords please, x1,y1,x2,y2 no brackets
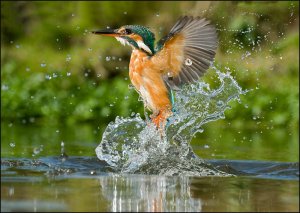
1,156,299,212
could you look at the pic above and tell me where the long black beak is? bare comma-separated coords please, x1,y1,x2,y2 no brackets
91,28,119,36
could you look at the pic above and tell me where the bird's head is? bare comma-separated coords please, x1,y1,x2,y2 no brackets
92,25,155,55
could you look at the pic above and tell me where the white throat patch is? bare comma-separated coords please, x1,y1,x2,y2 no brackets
115,37,152,55
137,40,152,55
115,37,130,46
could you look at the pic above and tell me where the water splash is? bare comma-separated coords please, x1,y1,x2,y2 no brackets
96,67,247,176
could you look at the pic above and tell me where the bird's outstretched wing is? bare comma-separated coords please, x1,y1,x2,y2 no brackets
154,16,218,90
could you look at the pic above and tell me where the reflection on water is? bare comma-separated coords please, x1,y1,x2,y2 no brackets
99,175,201,212
1,157,299,212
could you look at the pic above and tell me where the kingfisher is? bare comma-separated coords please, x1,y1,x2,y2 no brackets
92,16,218,129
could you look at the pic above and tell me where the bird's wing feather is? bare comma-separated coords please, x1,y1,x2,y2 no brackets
154,16,218,90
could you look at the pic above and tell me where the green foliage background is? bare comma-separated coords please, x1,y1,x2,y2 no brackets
1,1,299,160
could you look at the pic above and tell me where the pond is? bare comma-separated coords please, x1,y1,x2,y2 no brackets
1,121,299,212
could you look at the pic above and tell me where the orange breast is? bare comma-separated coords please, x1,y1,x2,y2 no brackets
129,50,171,113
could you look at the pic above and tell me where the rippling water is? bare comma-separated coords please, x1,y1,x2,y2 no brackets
96,68,248,175
1,157,299,212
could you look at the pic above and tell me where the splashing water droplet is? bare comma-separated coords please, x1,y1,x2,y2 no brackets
66,54,72,62
1,85,9,91
45,75,52,80
33,147,41,155
185,58,193,66
106,56,111,61
10,142,15,148
216,100,224,108
95,67,247,176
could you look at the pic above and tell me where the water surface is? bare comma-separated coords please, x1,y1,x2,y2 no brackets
1,156,299,212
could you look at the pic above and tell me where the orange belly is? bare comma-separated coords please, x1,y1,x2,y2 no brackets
129,50,171,114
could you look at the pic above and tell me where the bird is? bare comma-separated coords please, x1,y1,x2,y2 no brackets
92,16,218,129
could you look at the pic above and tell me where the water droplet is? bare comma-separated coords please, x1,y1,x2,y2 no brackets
15,44,20,49
97,74,101,77
156,13,160,17
124,96,129,100
33,147,41,155
52,73,58,78
45,75,52,80
84,73,88,77
71,13,75,17
8,187,14,196
88,48,92,52
26,67,30,72
10,40,14,44
279,56,283,60
1,85,9,91
10,142,15,148
204,144,210,149
8,123,13,127
29,117,35,123
123,11,127,15
67,72,71,76
89,109,93,112
109,104,114,107
66,54,72,62
216,100,224,108
40,63,47,67
56,129,60,133
185,58,192,66
105,56,111,61
56,38,59,42
90,170,96,175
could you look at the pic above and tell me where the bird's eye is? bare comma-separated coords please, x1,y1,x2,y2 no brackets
124,29,132,34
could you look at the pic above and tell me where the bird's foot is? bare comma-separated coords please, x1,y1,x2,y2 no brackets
151,110,173,132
